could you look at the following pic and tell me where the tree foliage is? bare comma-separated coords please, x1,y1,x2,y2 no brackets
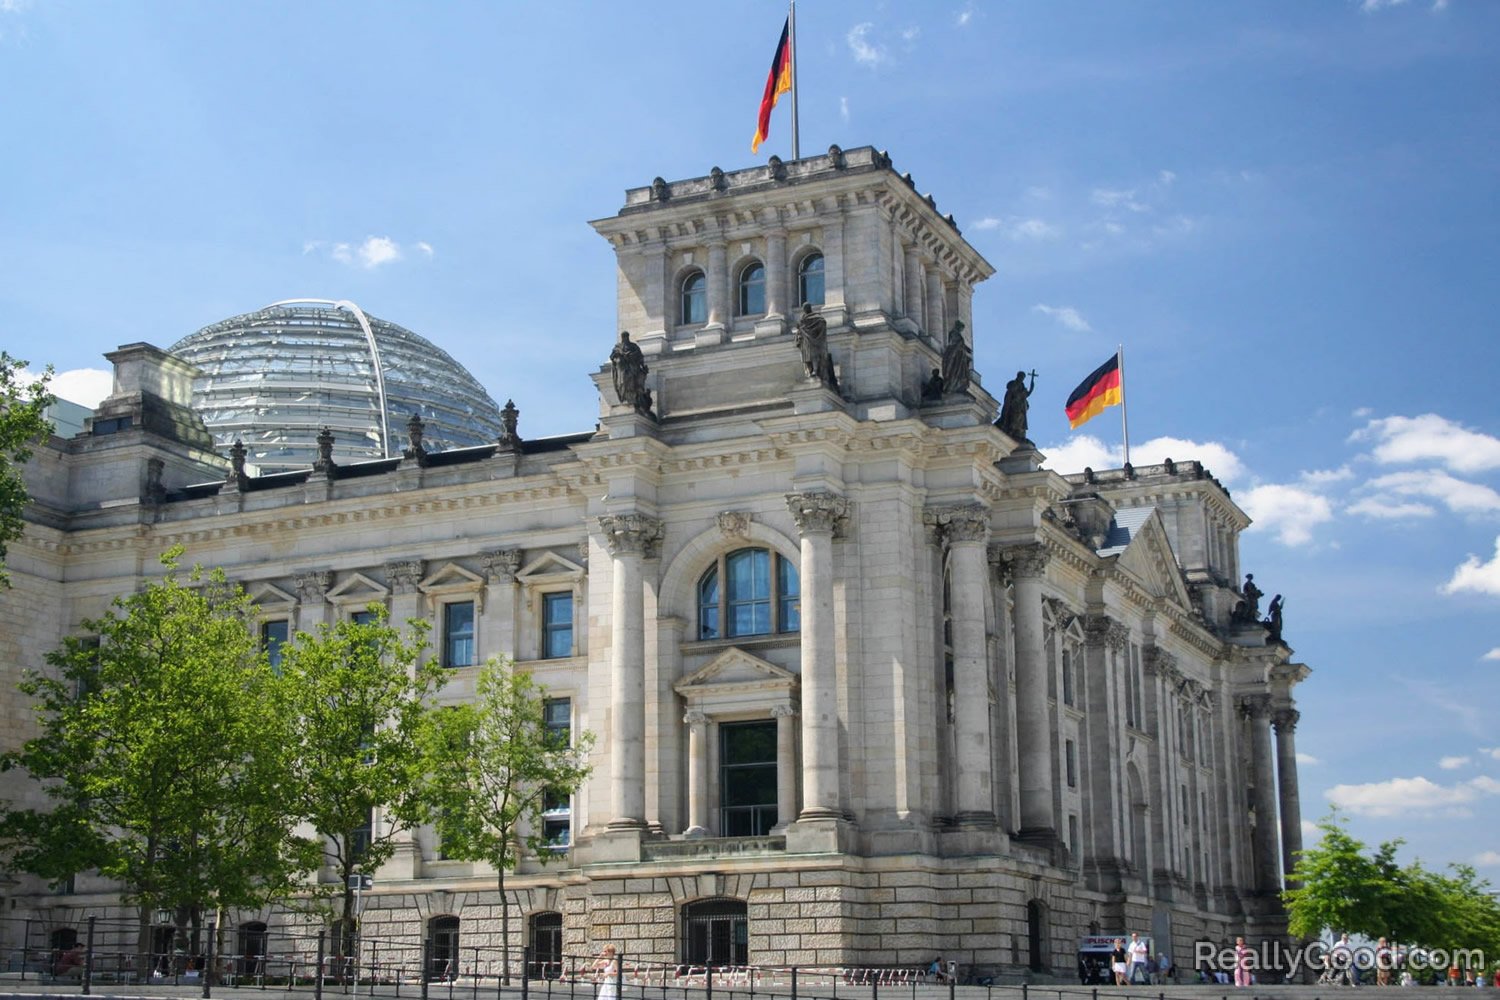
0,353,54,587
0,550,317,938
425,660,593,980
1285,815,1500,953
275,606,446,934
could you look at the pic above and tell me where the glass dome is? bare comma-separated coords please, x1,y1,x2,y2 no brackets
170,299,502,474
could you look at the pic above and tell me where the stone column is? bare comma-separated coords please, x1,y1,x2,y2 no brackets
1242,695,1281,892
293,571,332,632
956,283,974,341
1274,707,1304,884
765,229,788,320
380,560,424,879
773,704,799,830
787,491,848,820
481,549,521,661
683,710,710,837
1081,614,1129,881
1007,544,1056,839
904,247,924,330
926,269,946,341
599,513,663,830
933,506,994,825
706,240,728,331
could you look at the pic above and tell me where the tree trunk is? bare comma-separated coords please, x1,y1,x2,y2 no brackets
136,904,152,985
499,866,510,986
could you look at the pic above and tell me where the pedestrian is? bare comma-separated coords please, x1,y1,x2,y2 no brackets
592,946,619,1000
1235,937,1252,988
1128,932,1150,984
1111,938,1127,986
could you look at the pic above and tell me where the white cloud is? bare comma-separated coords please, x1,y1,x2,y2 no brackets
1041,435,1245,483
1043,435,1119,476
1351,413,1500,474
356,236,401,268
1301,819,1324,844
1359,470,1500,517
1345,497,1435,520
1301,466,1354,485
839,96,850,123
1158,170,1177,186
316,235,427,269
1032,303,1091,332
1474,850,1500,866
331,243,353,264
955,3,975,27
900,25,920,43
1483,648,1500,662
1439,755,1471,770
1326,774,1500,817
1091,188,1150,213
1297,752,1320,766
1241,484,1335,546
51,368,113,408
1361,0,1409,10
1012,218,1060,240
972,217,1002,231
415,241,434,258
1481,747,1500,761
1441,536,1500,598
847,23,887,66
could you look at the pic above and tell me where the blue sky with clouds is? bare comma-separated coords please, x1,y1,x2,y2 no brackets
3,1,1498,872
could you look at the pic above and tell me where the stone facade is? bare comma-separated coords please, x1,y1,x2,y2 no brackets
0,147,1307,979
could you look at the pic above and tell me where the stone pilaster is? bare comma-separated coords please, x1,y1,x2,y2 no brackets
925,269,946,343
706,239,728,334
481,549,522,661
1241,694,1281,893
293,570,333,632
599,513,663,830
904,247,924,331
1081,613,1129,888
1005,544,1055,841
765,229,788,322
1274,707,1304,884
379,559,424,880
772,704,799,830
927,504,993,826
683,710,710,837
786,491,848,822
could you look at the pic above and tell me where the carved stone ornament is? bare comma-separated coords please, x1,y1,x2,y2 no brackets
1272,707,1300,734
498,399,521,449
1142,645,1179,679
770,704,799,719
1238,693,1272,720
226,439,249,488
144,457,166,504
1001,543,1049,578
403,413,428,465
481,549,523,584
294,570,333,604
598,513,665,557
715,511,752,539
313,426,338,476
1043,596,1076,631
386,560,424,595
1083,614,1130,652
923,504,990,545
683,710,709,728
786,491,850,537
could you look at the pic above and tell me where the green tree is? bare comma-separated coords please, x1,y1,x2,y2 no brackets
276,606,446,948
425,660,593,982
0,550,316,972
0,353,54,587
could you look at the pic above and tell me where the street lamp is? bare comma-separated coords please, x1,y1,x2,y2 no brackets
347,874,373,989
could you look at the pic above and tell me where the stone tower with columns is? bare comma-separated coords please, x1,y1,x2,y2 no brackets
3,148,1308,976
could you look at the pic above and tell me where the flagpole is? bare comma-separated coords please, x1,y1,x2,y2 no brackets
788,0,800,160
1118,344,1131,467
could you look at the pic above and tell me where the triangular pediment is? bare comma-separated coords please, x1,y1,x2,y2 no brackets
1113,512,1193,611
675,646,798,695
419,562,485,592
247,582,298,610
517,551,585,583
326,572,390,604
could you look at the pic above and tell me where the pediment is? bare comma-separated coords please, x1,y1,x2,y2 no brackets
517,551,585,584
326,572,390,605
1113,512,1193,611
675,646,798,696
419,562,485,593
247,582,298,611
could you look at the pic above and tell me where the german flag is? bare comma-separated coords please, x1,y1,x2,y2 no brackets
751,19,792,154
1065,353,1123,429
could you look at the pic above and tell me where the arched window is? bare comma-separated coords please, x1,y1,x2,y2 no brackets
697,548,799,640
737,261,766,316
798,252,825,307
681,270,707,325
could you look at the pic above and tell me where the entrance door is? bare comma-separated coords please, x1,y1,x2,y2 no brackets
429,916,459,981
681,899,748,967
528,912,563,979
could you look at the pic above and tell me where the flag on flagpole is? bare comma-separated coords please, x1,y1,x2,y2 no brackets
1065,353,1123,429
751,18,792,154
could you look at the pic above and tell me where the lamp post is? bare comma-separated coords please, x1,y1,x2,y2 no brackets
348,874,373,990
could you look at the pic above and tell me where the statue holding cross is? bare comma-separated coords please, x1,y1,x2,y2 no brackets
997,369,1038,443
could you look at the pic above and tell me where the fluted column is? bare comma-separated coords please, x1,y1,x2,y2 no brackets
1274,707,1304,884
926,269,946,341
706,240,728,330
903,247,924,330
930,505,993,825
683,710,710,837
1007,544,1055,838
599,513,662,830
765,229,788,321
773,704,799,829
1242,695,1281,892
787,491,848,820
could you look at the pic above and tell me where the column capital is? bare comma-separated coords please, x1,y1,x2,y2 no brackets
385,560,424,595
786,491,849,536
1273,707,1300,734
1082,613,1130,651
1143,645,1180,680
923,503,991,545
770,704,799,719
1001,543,1050,578
481,548,523,584
1238,693,1273,720
683,710,709,728
294,570,333,604
599,513,664,557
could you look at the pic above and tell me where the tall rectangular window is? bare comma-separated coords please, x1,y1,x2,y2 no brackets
351,609,378,627
543,593,573,659
719,720,777,837
542,698,572,847
1068,814,1080,861
350,809,373,863
260,619,289,671
1065,739,1077,788
443,601,475,668
1061,649,1075,707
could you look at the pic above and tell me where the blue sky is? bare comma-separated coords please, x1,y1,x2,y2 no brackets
3,1,1498,874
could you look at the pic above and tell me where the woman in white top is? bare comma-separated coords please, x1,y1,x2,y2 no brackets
593,946,619,1000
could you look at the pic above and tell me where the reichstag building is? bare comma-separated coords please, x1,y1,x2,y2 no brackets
2,146,1309,978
